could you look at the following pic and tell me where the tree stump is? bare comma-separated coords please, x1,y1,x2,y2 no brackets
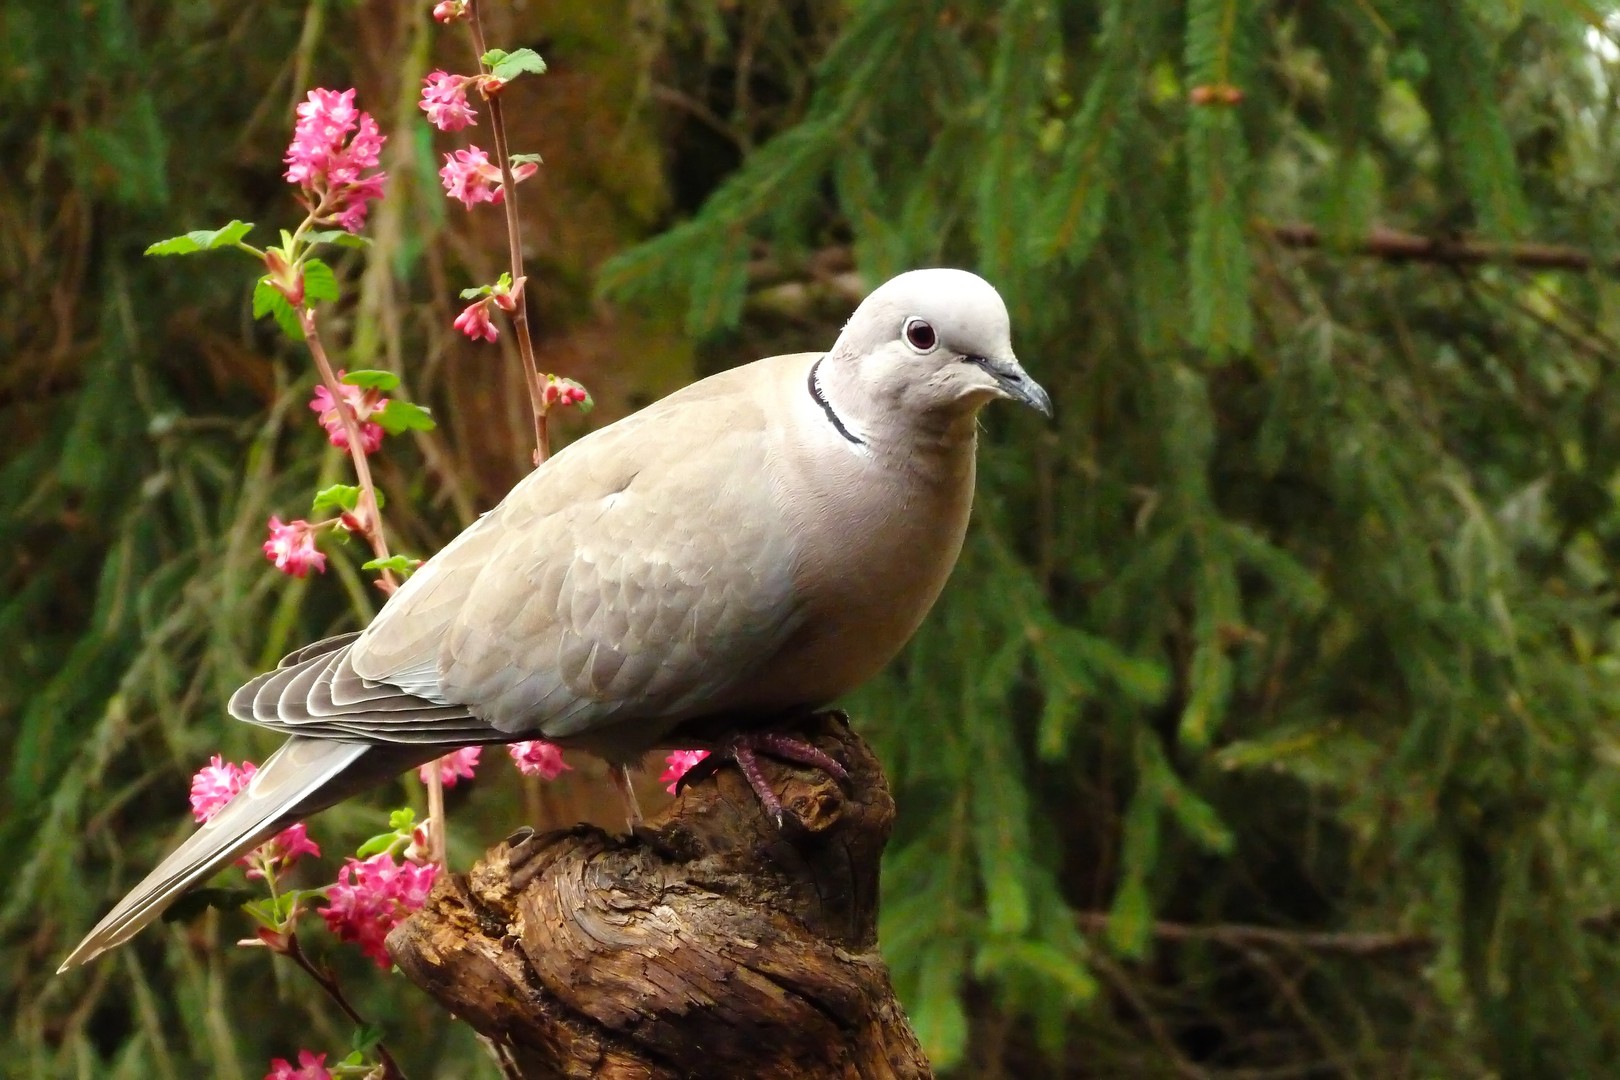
387,714,932,1079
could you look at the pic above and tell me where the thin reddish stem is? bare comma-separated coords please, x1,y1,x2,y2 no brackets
464,0,550,465
283,931,408,1080
298,306,399,593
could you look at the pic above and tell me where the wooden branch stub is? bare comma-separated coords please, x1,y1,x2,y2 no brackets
388,715,932,1080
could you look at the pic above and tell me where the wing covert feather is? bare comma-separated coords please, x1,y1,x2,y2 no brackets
348,356,811,746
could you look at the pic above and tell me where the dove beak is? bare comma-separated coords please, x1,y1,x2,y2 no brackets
966,355,1053,418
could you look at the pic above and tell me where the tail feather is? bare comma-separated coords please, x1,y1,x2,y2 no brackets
58,737,421,972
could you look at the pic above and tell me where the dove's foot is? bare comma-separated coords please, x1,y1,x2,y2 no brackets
679,727,851,828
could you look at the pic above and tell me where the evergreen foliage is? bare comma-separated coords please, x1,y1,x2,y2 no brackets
8,0,1620,1076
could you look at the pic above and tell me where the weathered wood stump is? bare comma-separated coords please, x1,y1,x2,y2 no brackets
387,714,932,1079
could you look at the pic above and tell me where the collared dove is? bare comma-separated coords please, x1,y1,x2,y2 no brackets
59,267,1051,971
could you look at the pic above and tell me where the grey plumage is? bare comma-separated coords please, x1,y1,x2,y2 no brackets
59,268,1050,971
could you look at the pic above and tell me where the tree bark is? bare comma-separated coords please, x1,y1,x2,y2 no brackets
387,714,932,1080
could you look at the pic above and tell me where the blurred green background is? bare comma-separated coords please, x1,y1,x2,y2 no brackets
9,0,1620,1076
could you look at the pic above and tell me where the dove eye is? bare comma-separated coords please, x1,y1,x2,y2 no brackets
903,317,937,353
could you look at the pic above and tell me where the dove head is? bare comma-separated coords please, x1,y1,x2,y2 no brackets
824,268,1052,427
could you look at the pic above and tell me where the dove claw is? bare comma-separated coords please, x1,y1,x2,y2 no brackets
673,729,848,829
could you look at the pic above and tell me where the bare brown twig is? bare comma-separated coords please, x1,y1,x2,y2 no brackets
1075,911,1437,958
1266,222,1617,273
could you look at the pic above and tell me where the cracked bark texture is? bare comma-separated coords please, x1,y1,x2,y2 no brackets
387,714,932,1079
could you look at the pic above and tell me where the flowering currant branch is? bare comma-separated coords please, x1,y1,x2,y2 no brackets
463,1,547,462
299,308,398,592
426,0,592,466
192,758,409,1080
418,0,589,859
282,932,408,1080
143,10,602,1074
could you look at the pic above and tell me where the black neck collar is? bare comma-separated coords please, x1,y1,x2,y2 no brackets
808,356,866,447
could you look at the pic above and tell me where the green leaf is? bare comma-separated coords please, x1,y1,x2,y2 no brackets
482,47,548,82
341,369,401,392
351,1024,384,1054
144,220,254,256
388,808,418,832
508,152,543,166
373,400,436,435
240,891,300,929
160,886,257,924
362,555,421,576
311,484,383,516
355,830,401,858
302,258,339,304
304,229,373,250
459,284,491,300
252,278,303,341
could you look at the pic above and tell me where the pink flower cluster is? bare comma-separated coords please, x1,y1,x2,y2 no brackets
415,741,572,783
190,756,321,875
439,146,537,210
453,275,523,343
263,516,326,577
265,1050,332,1080
319,852,439,967
660,750,709,794
453,297,501,342
420,71,478,132
543,376,588,409
509,740,570,779
310,373,388,454
284,88,388,233
418,746,481,787
432,0,467,22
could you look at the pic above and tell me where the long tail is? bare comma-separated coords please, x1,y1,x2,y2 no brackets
58,736,428,971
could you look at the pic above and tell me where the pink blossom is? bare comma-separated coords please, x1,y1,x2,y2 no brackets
405,819,434,864
283,88,389,233
660,750,710,794
284,89,358,186
190,755,256,822
190,756,319,876
320,852,439,967
509,740,571,779
247,822,322,880
432,0,467,21
309,374,387,454
418,746,481,787
420,70,478,131
265,1049,332,1080
438,145,538,209
263,516,327,577
542,376,589,408
439,147,501,207
453,298,499,342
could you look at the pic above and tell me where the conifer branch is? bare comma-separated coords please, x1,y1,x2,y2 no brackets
1079,907,1620,958
1268,223,1615,274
